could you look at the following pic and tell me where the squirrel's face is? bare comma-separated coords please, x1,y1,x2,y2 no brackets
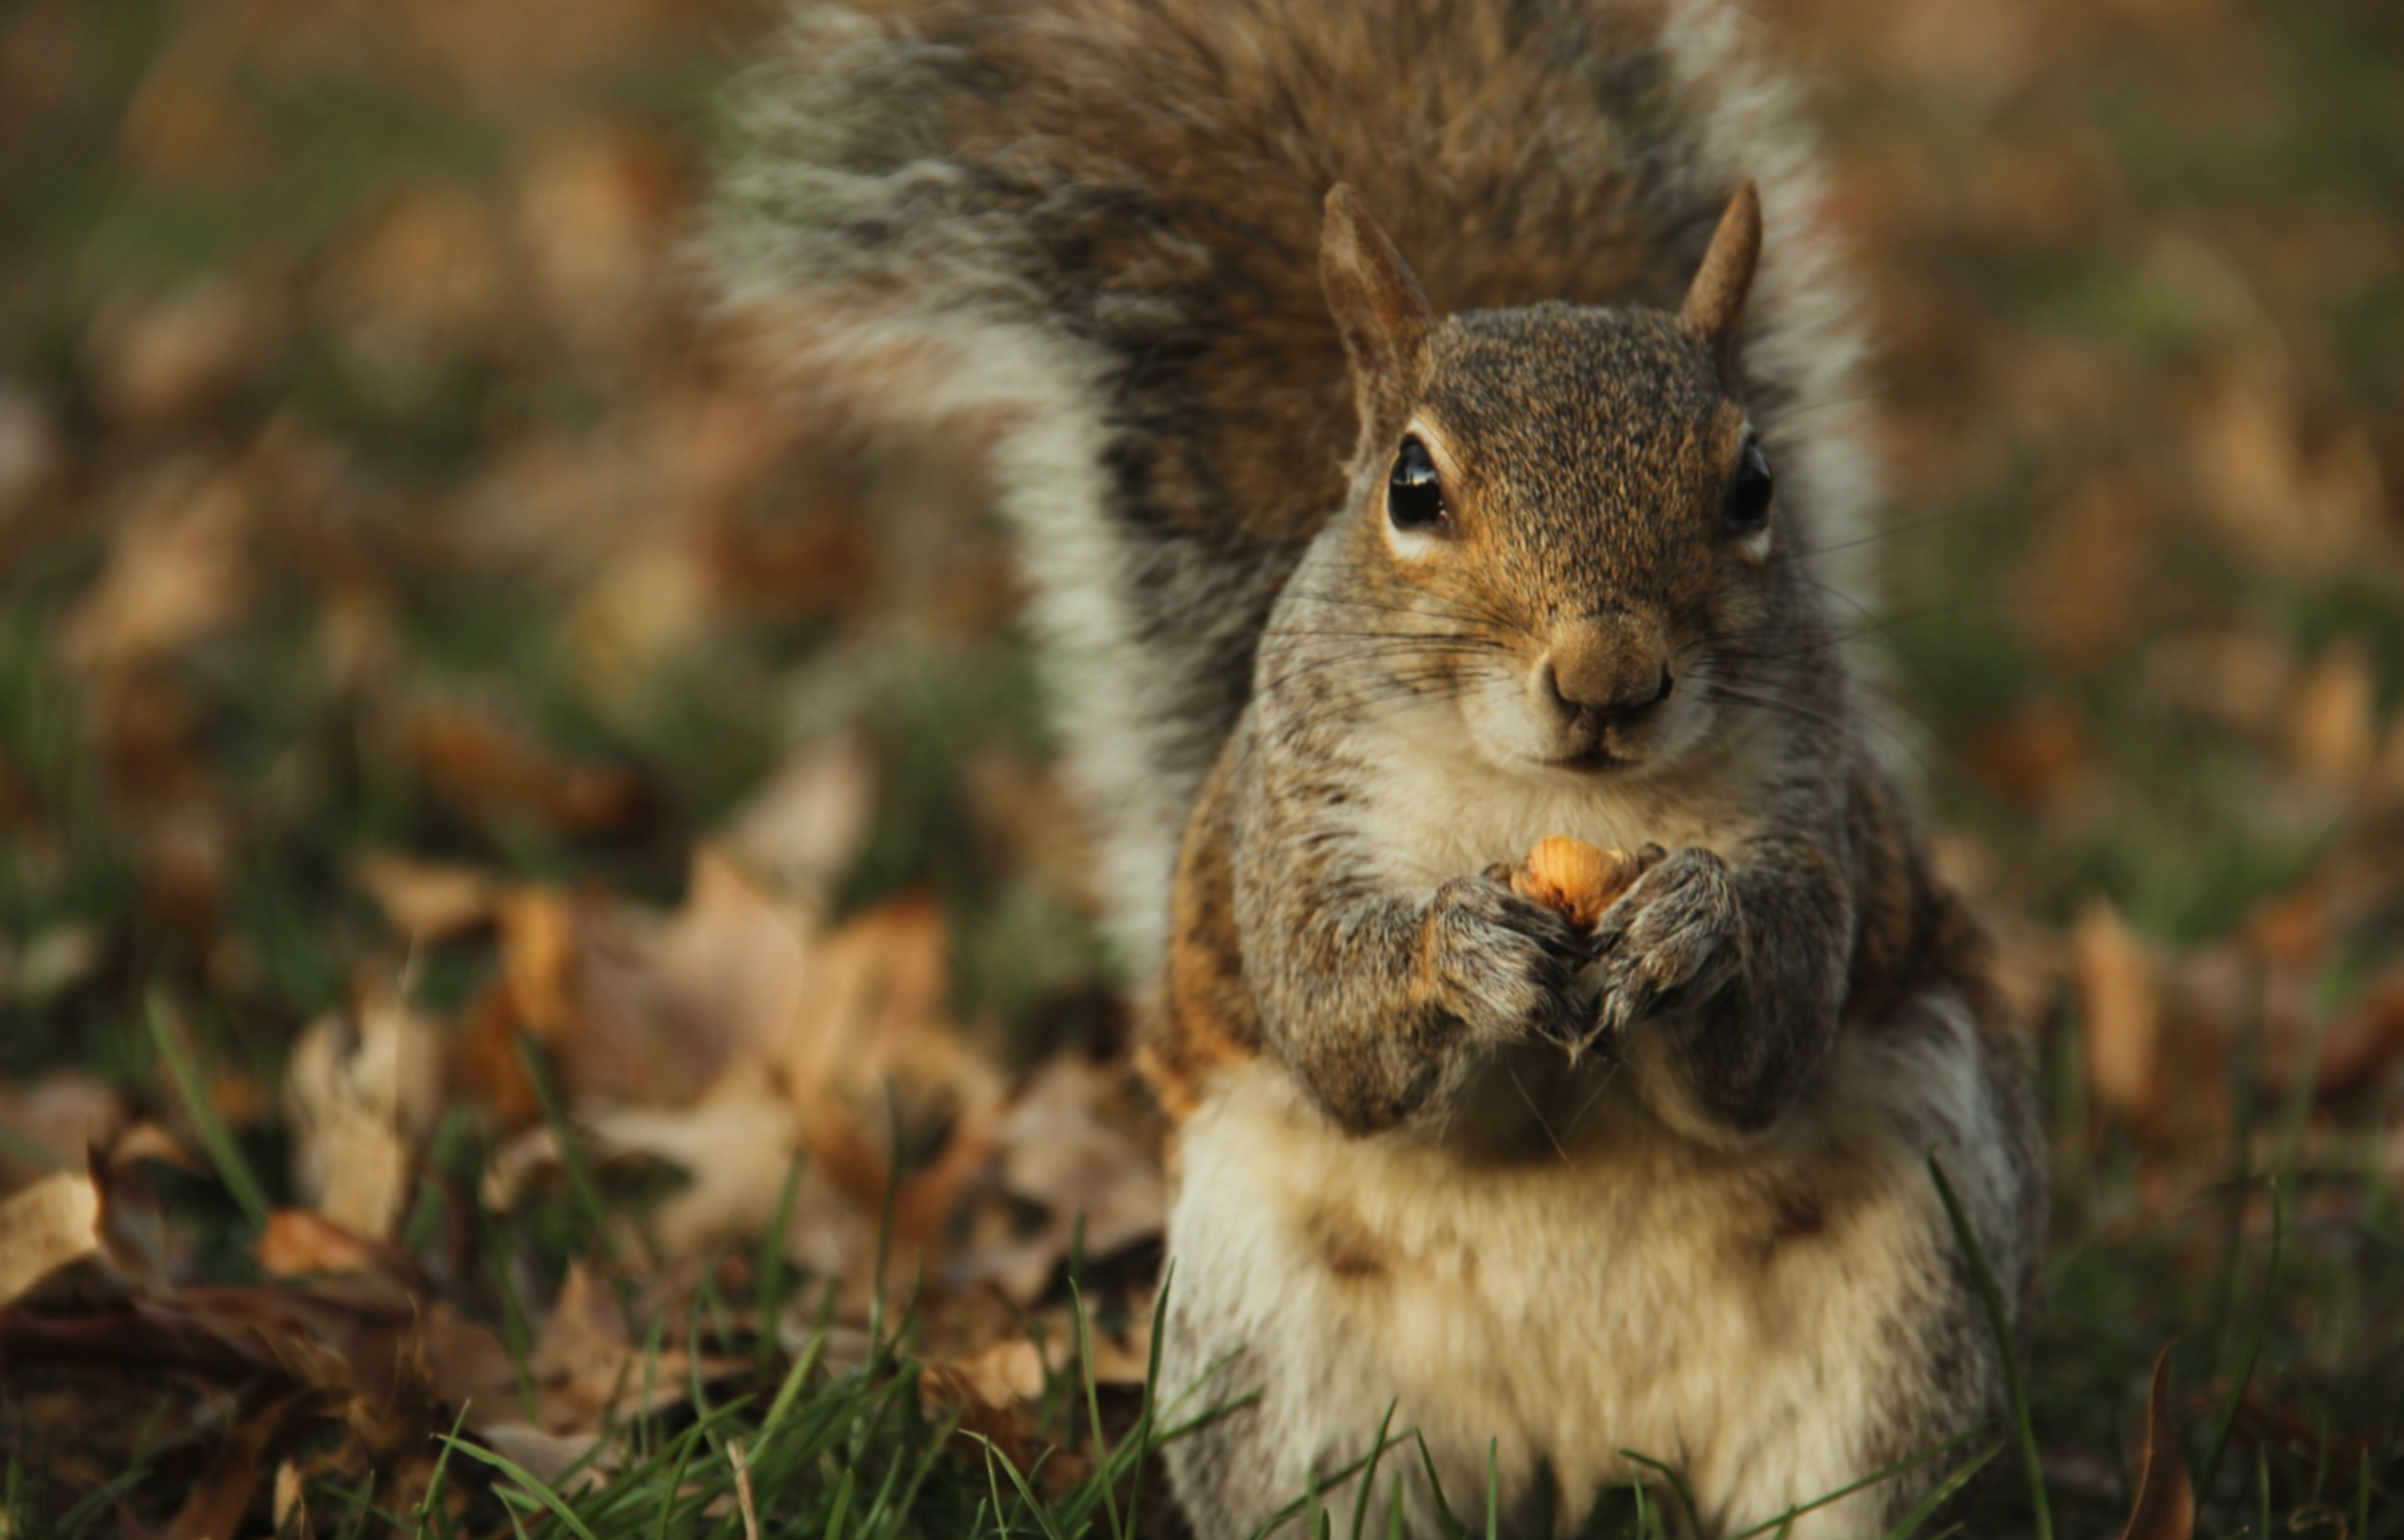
1308,182,1809,783
1352,307,1787,779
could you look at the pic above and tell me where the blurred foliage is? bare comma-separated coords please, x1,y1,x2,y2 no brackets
0,0,2401,1532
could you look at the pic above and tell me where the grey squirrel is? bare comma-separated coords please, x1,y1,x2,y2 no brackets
707,1,2045,1534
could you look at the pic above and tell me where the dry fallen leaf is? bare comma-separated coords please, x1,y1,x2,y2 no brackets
352,851,503,943
58,464,253,677
255,1211,391,1280
2316,972,2404,1101
568,848,811,1104
0,1169,102,1307
0,1069,126,1186
2075,899,2163,1126
284,997,444,1240
716,737,878,905
408,707,662,842
980,1056,1164,1301
156,1388,317,1540
2121,1349,2194,1540
2286,641,2376,791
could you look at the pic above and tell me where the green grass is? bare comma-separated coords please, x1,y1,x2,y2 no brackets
3,0,2402,1532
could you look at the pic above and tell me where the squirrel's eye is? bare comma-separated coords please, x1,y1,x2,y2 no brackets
1387,437,1446,531
1723,440,1773,538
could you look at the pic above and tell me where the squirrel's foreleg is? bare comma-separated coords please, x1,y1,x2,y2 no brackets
1225,734,1590,1139
1596,836,1854,1140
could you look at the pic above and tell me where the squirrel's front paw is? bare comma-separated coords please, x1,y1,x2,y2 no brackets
1423,873,1590,1046
1588,846,1740,1043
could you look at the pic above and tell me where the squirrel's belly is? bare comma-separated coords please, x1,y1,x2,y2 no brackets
1161,994,2010,1532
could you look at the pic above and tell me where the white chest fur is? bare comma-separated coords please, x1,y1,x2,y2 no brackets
1160,993,2013,1539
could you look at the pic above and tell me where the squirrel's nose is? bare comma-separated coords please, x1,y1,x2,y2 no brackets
1541,622,1673,726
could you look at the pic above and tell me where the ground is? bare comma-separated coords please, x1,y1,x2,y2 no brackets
0,0,2401,1535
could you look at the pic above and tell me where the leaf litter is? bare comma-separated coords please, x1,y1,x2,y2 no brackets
2,0,2402,1531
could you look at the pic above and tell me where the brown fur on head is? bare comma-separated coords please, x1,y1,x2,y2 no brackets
1303,184,1820,779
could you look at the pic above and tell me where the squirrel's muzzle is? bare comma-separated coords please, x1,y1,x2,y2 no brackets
1539,616,1674,739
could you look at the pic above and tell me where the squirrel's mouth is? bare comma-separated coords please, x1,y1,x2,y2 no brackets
1545,743,1638,774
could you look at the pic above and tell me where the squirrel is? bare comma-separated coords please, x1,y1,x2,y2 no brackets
708,0,2045,1535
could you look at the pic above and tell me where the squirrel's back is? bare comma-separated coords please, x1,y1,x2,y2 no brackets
709,0,1876,968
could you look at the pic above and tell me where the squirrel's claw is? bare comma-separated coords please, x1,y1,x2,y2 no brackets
1580,846,1739,1039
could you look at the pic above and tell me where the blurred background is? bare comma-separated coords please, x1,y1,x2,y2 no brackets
1,0,2401,1532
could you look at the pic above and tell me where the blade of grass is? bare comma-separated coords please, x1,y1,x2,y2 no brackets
1415,1431,1464,1540
1729,1428,1985,1539
766,1278,842,1435
1928,1154,2050,1540
1069,1280,1126,1540
824,1460,856,1540
2199,1176,2285,1496
1616,1451,1700,1536
758,1152,804,1360
469,1154,543,1423
1348,1400,1400,1540
972,1435,1072,1540
1249,1446,1385,1540
1122,1265,1174,1540
655,1422,703,1540
1879,1444,2003,1540
870,1084,905,1352
147,993,270,1227
1486,1439,1499,1540
439,1437,606,1540
418,1404,473,1534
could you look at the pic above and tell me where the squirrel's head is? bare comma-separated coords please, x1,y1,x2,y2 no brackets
1310,181,1811,779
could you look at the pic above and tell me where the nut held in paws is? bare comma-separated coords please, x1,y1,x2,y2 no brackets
1510,836,1655,929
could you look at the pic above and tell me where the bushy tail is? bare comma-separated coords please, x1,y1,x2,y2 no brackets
705,0,1876,972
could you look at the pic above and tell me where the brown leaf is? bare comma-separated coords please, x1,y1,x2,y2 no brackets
255,1211,386,1279
90,279,267,426
2028,477,2157,669
717,739,878,905
59,466,253,676
918,1336,1074,1487
2316,973,2404,1101
1965,706,2091,808
489,1079,802,1257
284,998,444,1240
352,852,501,943
983,1057,1164,1299
273,1460,313,1540
2286,642,2377,791
7,921,106,1006
2189,375,2385,576
408,707,662,841
517,126,682,358
480,1424,612,1487
567,849,809,1104
0,1169,102,1306
158,1389,316,1540
2122,1349,2194,1540
2075,900,2164,1126
527,1263,724,1433
0,1070,127,1187
321,190,510,408
499,885,580,1037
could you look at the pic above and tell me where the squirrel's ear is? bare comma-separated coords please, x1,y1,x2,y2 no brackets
1680,181,1762,385
1321,184,1433,417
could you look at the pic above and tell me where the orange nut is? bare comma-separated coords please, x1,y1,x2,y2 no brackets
1509,836,1654,929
